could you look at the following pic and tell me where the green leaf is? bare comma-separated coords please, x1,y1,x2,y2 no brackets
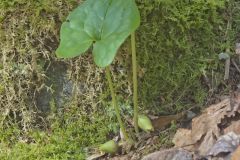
56,0,140,67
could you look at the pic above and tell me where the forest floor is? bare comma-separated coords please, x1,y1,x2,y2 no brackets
90,55,240,160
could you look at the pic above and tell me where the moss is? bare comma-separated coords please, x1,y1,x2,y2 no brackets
135,0,230,113
0,104,117,159
0,0,113,158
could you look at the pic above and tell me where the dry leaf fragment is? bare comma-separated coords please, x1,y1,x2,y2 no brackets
224,121,240,135
173,129,192,149
198,131,217,156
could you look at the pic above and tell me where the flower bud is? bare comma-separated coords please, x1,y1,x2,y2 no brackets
138,115,154,132
99,140,118,154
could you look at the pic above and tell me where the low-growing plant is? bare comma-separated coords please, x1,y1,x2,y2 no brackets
56,0,141,140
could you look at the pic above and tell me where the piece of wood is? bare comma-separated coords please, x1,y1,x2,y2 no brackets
152,111,186,130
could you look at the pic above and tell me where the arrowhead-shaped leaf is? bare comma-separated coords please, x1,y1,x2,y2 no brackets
56,0,140,67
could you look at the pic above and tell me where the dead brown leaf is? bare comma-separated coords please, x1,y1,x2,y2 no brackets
224,121,240,135
172,129,192,149
173,93,240,156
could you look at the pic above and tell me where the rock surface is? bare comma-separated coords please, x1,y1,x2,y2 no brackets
142,148,193,160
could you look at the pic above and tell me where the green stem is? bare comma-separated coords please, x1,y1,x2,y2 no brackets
106,66,129,140
131,32,139,135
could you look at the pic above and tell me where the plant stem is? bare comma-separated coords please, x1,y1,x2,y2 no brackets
131,32,139,135
105,66,129,140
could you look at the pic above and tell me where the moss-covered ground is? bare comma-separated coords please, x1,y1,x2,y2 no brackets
0,0,240,159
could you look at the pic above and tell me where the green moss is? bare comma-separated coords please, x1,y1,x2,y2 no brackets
135,0,230,113
0,104,117,159
0,0,114,158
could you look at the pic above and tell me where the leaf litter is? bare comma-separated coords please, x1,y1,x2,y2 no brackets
171,92,240,159
90,92,240,160
140,92,240,160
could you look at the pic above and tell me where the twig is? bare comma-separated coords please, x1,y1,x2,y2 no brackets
231,59,240,74
224,58,230,81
